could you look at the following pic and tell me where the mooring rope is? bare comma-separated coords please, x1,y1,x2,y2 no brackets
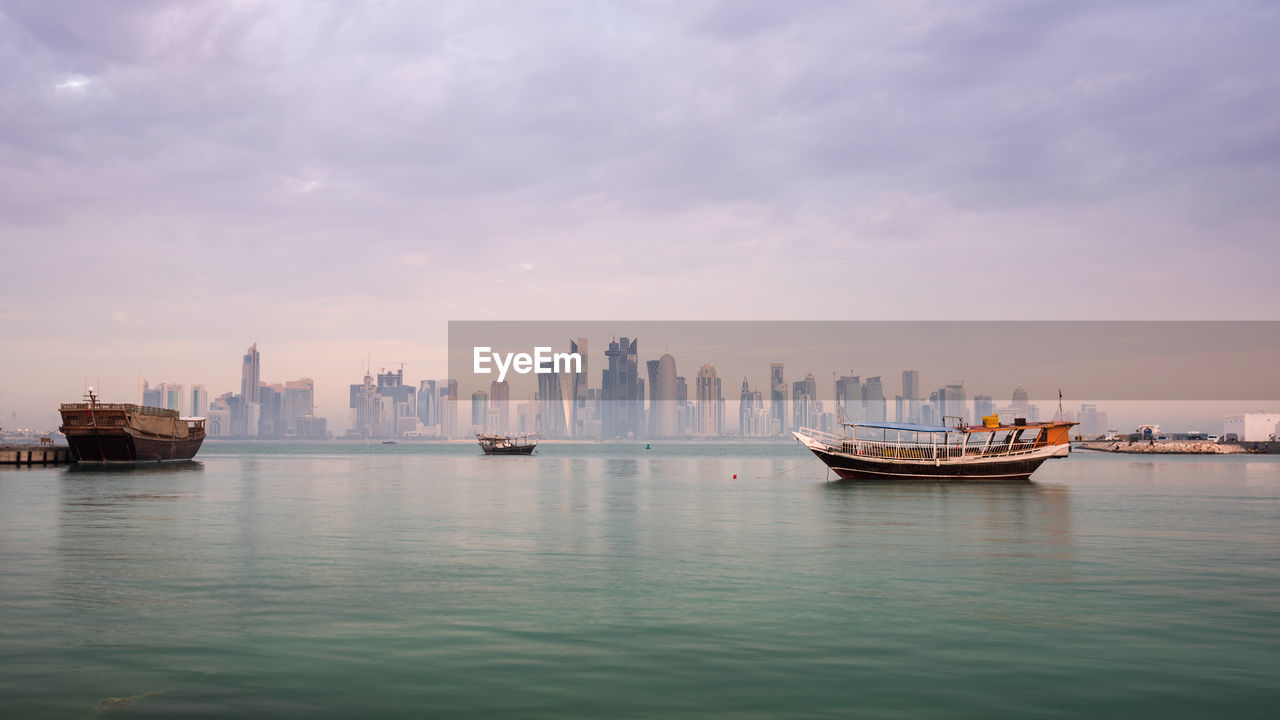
755,456,818,479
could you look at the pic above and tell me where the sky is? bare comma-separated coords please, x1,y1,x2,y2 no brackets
1,1,1278,431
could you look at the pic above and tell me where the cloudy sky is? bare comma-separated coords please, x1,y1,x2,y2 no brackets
1,1,1277,429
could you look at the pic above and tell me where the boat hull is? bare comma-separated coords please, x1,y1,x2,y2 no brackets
480,444,536,456
65,429,204,463
805,445,1049,481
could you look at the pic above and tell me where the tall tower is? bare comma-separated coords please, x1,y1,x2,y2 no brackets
901,369,921,424
602,337,640,438
769,363,785,435
241,343,260,404
865,377,887,422
489,380,510,433
695,363,722,436
654,353,678,437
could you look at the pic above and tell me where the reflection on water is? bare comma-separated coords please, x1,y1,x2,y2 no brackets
55,463,207,620
65,460,204,476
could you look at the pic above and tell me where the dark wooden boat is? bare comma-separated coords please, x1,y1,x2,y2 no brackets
795,417,1075,481
476,432,537,455
59,389,205,462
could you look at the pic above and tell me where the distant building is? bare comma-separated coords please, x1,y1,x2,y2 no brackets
191,384,208,419
283,379,315,434
739,378,765,436
534,342,576,438
694,363,723,436
208,393,233,437
933,383,965,424
602,337,642,439
258,383,285,438
349,373,379,439
569,337,588,436
296,415,328,440
1012,385,1030,414
769,363,786,435
973,394,995,424
142,383,164,408
441,380,458,438
901,370,921,424
1223,413,1280,442
1077,403,1107,438
489,380,510,434
792,373,818,430
241,343,260,433
649,354,679,437
902,370,920,402
471,390,488,431
417,380,439,430
835,375,863,422
162,383,184,413
864,377,887,422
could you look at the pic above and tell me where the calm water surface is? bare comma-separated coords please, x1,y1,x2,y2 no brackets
1,442,1278,718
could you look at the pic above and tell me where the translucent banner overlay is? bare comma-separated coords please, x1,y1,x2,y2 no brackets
444,321,1280,438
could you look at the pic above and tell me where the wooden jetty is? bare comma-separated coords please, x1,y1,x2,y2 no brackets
0,443,76,466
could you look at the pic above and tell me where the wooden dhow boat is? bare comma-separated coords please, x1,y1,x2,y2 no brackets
794,416,1075,481
476,432,538,455
59,388,205,463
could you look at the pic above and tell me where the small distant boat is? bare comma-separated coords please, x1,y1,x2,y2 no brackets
58,388,205,463
795,416,1076,481
382,440,398,445
476,432,537,455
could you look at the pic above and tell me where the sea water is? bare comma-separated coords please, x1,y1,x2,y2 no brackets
1,443,1277,718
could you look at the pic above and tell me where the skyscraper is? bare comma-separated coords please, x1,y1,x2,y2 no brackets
792,373,818,430
902,370,919,403
536,346,567,437
376,368,416,438
417,380,439,430
571,337,589,435
283,378,315,433
241,344,260,403
695,363,723,436
1012,385,1030,414
674,375,689,435
935,383,966,424
241,343,260,435
471,390,488,430
160,383,184,412
349,373,378,439
973,394,995,424
835,375,863,422
441,379,458,438
769,363,786,435
142,382,163,409
602,337,641,438
739,378,765,436
191,384,208,419
902,369,921,423
489,380,510,433
864,377,887,422
652,354,678,437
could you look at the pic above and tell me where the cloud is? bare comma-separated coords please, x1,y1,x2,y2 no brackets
0,0,1277,428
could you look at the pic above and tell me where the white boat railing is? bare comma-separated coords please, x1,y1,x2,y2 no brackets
797,427,1045,460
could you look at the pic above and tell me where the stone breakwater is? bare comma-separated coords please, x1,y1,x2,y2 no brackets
1077,441,1246,454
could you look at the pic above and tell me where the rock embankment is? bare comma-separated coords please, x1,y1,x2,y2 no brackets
1077,441,1246,454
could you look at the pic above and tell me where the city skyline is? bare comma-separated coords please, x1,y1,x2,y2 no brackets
37,330,1269,441
5,325,1278,438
